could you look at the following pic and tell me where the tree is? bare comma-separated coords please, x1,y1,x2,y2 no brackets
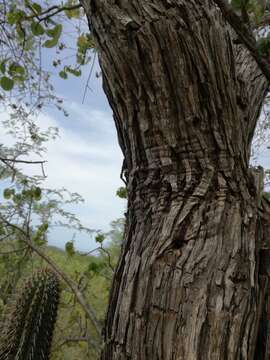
0,2,105,357
79,0,270,359
3,0,270,358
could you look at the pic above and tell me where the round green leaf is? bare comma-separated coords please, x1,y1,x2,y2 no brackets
0,76,14,91
116,186,127,199
59,70,68,79
31,21,45,36
34,187,42,200
3,188,11,199
31,3,42,15
95,234,105,243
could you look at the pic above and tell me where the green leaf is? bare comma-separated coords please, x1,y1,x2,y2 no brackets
95,234,105,243
31,21,45,36
65,66,81,77
77,33,95,54
46,24,62,38
9,63,25,77
3,188,11,199
31,3,42,15
33,187,42,200
38,223,49,232
59,70,68,79
7,10,25,25
43,24,62,48
43,38,59,48
116,187,127,199
0,76,14,91
65,241,75,256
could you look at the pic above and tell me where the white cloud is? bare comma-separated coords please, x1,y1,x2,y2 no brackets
0,104,126,250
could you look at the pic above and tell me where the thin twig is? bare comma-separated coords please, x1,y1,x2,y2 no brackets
0,157,46,165
25,3,82,23
0,216,103,340
82,51,97,104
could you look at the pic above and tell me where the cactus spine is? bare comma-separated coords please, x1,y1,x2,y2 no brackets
0,268,60,360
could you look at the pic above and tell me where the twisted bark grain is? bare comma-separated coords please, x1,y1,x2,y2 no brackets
81,1,270,358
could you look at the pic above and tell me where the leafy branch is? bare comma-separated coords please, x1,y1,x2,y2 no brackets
26,3,82,23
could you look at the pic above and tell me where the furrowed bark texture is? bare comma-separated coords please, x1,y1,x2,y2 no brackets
81,1,270,359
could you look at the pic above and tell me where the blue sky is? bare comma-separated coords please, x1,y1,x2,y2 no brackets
1,11,270,252
0,56,125,251
40,60,126,251
0,13,126,252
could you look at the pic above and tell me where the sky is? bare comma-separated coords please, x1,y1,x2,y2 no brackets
0,13,126,252
0,55,126,252
1,10,270,252
41,62,126,251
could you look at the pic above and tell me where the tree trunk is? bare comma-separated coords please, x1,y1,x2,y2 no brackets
81,1,270,358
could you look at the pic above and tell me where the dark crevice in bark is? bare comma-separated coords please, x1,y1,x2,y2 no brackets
253,275,269,360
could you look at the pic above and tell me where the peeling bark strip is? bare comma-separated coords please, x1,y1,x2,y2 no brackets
81,1,270,359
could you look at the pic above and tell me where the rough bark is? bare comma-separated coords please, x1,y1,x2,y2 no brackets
81,1,270,358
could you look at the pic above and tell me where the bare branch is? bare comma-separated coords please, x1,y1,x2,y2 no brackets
26,3,82,23
0,157,47,177
0,157,46,165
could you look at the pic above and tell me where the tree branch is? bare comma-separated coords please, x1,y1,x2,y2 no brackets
26,3,82,23
0,157,46,165
213,0,270,82
0,216,103,341
0,157,47,177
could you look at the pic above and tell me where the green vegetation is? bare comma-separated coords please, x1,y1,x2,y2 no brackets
0,0,268,358
0,268,60,360
0,219,123,359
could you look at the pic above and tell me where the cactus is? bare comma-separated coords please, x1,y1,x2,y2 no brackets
0,268,60,360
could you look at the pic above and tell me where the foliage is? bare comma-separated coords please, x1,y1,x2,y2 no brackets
0,0,270,357
0,268,60,360
0,219,124,359
0,1,123,359
0,0,96,252
116,186,127,199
